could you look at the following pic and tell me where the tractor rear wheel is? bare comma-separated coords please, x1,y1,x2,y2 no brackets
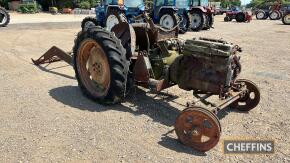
73,26,129,104
0,7,10,27
256,10,266,20
159,10,178,29
236,12,246,22
81,17,99,31
105,10,127,31
269,11,280,20
282,13,290,25
178,13,190,34
190,10,204,31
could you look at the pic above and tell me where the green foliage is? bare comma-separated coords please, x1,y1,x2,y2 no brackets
17,2,40,14
220,0,241,8
0,0,9,9
78,1,91,9
247,0,290,8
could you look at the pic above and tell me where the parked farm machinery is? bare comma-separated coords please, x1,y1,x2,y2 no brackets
32,13,260,152
224,7,252,23
81,0,180,31
255,0,283,20
0,6,10,27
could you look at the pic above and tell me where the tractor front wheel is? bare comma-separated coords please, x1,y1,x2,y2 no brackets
0,7,10,27
256,10,266,20
269,11,280,20
81,17,99,31
190,10,204,31
282,13,290,25
105,10,127,31
73,27,129,104
159,10,178,29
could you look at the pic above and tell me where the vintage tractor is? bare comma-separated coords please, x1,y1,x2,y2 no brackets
224,6,252,23
82,0,180,31
255,1,282,20
32,13,260,152
81,0,146,31
144,0,180,30
176,0,214,32
188,0,214,31
282,8,290,25
0,6,10,27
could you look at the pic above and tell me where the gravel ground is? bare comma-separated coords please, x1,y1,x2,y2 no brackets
0,14,289,162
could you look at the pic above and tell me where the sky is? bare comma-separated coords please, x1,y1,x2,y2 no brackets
241,0,251,5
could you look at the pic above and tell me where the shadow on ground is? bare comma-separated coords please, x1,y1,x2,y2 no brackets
49,85,181,127
49,85,243,155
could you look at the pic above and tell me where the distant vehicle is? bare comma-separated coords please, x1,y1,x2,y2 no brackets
224,6,252,22
282,6,290,25
255,1,282,20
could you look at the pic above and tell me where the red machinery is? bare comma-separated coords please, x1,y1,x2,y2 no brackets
224,7,252,23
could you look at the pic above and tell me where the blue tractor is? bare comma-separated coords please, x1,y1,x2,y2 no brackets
148,0,214,33
81,0,146,31
81,0,180,31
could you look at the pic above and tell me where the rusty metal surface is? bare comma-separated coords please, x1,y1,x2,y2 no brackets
230,79,260,111
31,46,72,66
169,38,241,94
133,52,150,84
111,22,136,58
175,107,221,152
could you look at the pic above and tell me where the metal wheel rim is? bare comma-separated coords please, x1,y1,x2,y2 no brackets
270,12,278,19
160,14,174,29
284,14,290,23
231,79,260,111
257,12,264,19
175,107,221,152
77,39,111,97
0,11,7,25
106,15,120,31
191,13,202,28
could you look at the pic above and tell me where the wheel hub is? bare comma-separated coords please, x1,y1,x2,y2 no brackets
175,107,221,152
285,14,290,23
257,12,264,19
160,14,174,29
270,12,278,19
191,14,201,28
77,39,111,97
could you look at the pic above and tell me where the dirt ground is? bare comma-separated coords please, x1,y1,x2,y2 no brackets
0,14,289,162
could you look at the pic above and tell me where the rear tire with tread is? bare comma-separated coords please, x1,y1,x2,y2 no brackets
73,27,129,104
81,17,99,31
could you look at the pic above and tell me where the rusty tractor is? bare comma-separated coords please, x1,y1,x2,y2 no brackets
0,6,10,27
32,13,260,152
